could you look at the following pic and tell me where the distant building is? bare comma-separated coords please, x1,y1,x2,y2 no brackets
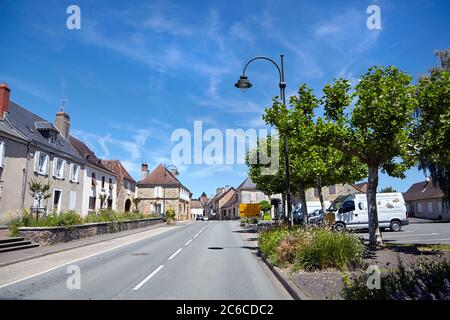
190,192,209,220
404,178,449,220
69,136,116,215
304,182,367,203
205,187,237,220
101,160,136,212
137,164,191,221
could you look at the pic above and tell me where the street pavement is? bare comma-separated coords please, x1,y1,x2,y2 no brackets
0,221,290,300
360,219,450,244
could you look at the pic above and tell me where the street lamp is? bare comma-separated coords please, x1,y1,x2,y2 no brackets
235,55,293,226
163,164,178,220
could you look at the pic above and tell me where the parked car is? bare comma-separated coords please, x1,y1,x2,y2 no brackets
326,193,409,232
292,208,324,225
196,215,204,221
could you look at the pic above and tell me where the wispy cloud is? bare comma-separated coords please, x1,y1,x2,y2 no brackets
0,75,55,103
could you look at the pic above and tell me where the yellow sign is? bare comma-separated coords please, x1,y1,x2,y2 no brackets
239,204,261,217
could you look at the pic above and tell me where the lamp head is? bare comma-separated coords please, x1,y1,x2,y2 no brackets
234,75,252,90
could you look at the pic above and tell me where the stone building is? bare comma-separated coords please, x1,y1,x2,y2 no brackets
190,192,209,219
303,182,367,202
137,164,191,221
205,187,237,220
101,160,136,212
404,178,450,220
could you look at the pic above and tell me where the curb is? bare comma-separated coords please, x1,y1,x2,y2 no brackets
259,252,310,300
0,222,168,267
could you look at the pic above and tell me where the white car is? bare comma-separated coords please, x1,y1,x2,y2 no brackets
327,193,409,232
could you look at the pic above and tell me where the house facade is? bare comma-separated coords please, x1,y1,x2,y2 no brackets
0,83,85,220
190,192,209,219
404,178,450,220
205,187,237,220
101,160,136,212
137,164,191,221
69,136,117,215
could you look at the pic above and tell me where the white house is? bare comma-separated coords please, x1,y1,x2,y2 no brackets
69,136,117,215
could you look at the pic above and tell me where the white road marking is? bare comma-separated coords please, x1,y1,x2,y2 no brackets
0,227,176,289
133,265,164,290
168,248,182,261
408,238,450,243
383,233,440,238
185,239,193,246
193,232,201,238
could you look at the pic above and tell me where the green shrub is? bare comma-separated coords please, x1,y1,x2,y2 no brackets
294,229,364,271
56,211,83,226
166,207,176,220
259,227,290,263
342,257,450,300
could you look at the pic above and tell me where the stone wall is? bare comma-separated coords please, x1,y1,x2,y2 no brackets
18,217,163,245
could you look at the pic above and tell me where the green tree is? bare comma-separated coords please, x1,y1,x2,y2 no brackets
414,48,450,205
260,200,271,214
379,186,397,193
263,85,366,223
28,179,52,219
323,66,416,247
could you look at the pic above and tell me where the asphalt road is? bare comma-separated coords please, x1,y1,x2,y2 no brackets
360,219,450,244
0,221,290,300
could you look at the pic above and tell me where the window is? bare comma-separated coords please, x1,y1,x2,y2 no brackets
109,178,113,190
340,201,355,213
329,185,336,195
102,176,105,188
53,158,65,179
154,203,162,214
89,197,96,210
428,202,433,214
155,186,162,198
69,191,77,211
438,201,443,214
0,140,5,168
91,172,96,186
70,163,80,183
34,151,49,175
417,203,423,213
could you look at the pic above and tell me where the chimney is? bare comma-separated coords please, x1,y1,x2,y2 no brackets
55,102,70,139
141,163,149,180
0,83,11,120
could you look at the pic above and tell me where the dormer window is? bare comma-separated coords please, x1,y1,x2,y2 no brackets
35,122,59,144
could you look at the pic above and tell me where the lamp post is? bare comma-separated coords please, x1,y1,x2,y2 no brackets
235,55,293,226
163,164,178,220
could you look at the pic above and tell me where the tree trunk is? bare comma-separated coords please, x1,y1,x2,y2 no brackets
367,165,383,248
281,192,286,223
317,178,327,215
298,183,308,227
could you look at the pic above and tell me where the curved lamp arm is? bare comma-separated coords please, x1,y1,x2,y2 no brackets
241,56,282,83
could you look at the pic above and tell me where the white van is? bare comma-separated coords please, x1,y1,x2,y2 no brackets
327,193,409,232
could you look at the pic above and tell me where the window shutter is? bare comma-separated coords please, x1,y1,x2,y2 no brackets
69,163,73,181
34,151,40,172
62,160,66,179
53,157,58,177
45,155,50,175
0,140,5,168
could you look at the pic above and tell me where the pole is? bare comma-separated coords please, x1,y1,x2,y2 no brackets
279,55,293,227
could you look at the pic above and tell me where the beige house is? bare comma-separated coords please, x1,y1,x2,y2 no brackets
205,187,237,220
404,178,450,220
0,83,85,221
101,160,136,212
137,164,191,221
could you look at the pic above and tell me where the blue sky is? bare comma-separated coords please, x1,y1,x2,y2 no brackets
0,0,449,198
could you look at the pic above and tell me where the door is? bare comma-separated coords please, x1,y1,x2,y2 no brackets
124,199,131,212
53,190,62,213
338,200,356,226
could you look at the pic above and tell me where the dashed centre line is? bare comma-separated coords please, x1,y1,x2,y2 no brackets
133,265,164,290
185,239,193,246
168,248,182,260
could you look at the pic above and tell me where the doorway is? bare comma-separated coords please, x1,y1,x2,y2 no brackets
53,189,62,213
125,199,131,212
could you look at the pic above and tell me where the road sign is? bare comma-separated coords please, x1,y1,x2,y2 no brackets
239,204,261,217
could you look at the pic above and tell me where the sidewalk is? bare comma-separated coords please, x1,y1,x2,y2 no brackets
408,217,450,224
0,222,178,267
